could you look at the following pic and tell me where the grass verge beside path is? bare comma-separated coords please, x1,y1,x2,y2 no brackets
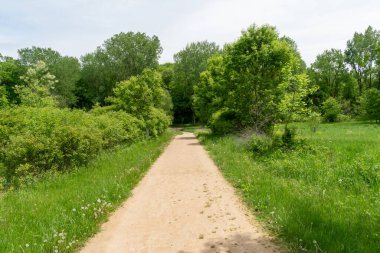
199,123,380,253
0,131,174,253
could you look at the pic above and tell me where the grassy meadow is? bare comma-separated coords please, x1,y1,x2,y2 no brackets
199,122,380,252
0,131,174,253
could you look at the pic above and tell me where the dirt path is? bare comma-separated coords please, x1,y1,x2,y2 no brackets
80,132,281,253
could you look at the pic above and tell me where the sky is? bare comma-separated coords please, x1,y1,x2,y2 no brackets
1,0,380,66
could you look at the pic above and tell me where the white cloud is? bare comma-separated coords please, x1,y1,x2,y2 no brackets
1,0,380,65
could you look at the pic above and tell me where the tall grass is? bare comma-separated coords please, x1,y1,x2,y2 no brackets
0,131,174,253
200,122,380,252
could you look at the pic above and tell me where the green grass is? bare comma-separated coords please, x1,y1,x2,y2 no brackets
0,131,174,253
199,122,380,253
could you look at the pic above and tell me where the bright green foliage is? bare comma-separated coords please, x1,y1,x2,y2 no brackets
194,25,312,134
0,107,147,187
107,69,172,136
278,71,317,126
322,97,342,122
18,47,81,107
171,41,220,123
15,61,58,107
360,88,380,122
80,32,162,105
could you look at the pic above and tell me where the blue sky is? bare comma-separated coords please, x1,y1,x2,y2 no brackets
1,0,380,65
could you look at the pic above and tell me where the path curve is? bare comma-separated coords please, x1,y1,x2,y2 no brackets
80,132,281,253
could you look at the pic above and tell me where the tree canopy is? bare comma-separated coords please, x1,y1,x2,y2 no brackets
170,41,220,123
79,32,162,106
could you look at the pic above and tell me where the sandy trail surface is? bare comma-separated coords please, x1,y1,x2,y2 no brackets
80,132,281,253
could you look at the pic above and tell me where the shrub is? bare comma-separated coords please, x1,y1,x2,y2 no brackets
209,109,237,135
144,107,171,137
322,97,341,122
359,88,380,122
0,106,159,188
337,114,351,122
248,133,273,154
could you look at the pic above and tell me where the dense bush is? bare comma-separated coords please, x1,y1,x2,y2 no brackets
360,88,380,122
209,109,237,135
0,107,148,187
247,127,303,155
322,97,341,122
248,134,273,154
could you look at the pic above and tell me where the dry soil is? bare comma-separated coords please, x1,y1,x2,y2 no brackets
80,132,281,253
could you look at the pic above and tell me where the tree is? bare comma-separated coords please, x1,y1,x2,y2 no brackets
18,47,81,107
193,55,227,124
310,49,354,99
171,41,220,123
360,88,380,122
158,63,174,89
223,25,299,133
0,55,24,103
15,61,58,107
322,97,341,122
107,69,172,117
278,72,317,128
193,25,313,134
345,26,380,95
107,69,172,136
80,32,162,105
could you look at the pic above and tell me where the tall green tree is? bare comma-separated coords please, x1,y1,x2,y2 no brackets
194,25,313,134
309,49,358,112
18,47,80,107
80,32,162,106
171,41,220,123
345,26,380,95
15,61,58,107
193,55,227,124
0,55,24,103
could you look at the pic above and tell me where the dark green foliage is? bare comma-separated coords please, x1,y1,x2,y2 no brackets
209,108,237,135
281,126,297,147
322,97,341,122
80,32,162,105
360,88,380,122
0,56,24,104
345,26,380,95
309,49,356,103
158,63,174,89
171,41,220,123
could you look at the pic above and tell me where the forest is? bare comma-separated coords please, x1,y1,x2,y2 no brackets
0,24,379,252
